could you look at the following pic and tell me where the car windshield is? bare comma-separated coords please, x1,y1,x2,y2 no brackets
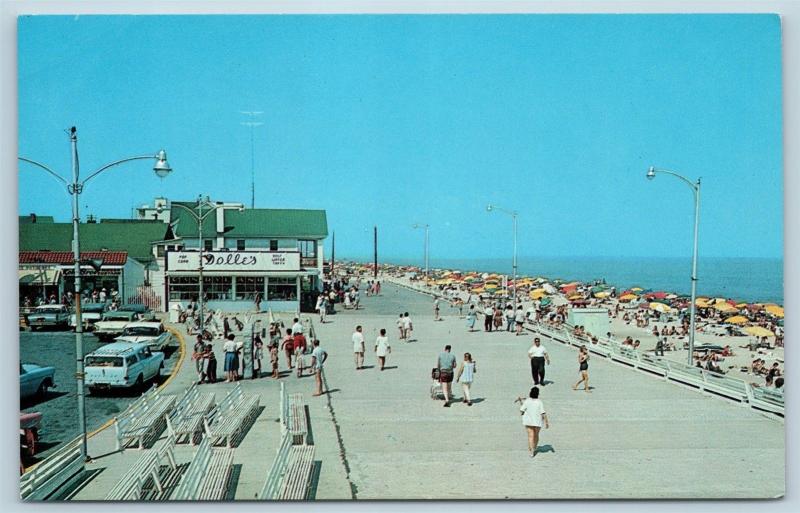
85,356,124,367
34,306,63,313
122,327,160,337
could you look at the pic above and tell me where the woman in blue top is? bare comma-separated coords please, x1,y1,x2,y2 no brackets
456,353,476,406
466,305,478,332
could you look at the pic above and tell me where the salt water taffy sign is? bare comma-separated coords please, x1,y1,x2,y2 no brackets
167,250,301,271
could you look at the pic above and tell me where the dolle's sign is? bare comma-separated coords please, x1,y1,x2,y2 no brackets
168,251,300,271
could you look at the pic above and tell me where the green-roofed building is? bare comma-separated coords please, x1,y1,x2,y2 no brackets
134,197,329,313
18,218,176,309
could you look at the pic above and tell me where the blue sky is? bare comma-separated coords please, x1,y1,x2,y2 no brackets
18,14,783,261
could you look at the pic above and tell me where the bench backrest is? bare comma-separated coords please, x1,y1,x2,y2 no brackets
171,438,212,500
259,432,293,500
20,436,84,501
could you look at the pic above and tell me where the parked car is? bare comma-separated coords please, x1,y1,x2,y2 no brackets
84,342,164,394
20,363,56,400
20,412,43,459
94,310,138,342
69,302,107,331
26,305,71,331
115,321,173,351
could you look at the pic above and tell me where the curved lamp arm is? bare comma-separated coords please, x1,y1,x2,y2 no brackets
171,201,227,222
81,154,164,186
18,157,69,189
486,204,518,218
647,166,700,193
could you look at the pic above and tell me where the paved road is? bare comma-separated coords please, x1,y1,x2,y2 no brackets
20,328,181,464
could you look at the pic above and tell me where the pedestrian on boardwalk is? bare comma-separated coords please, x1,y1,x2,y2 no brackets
397,313,406,340
281,328,295,370
311,339,328,396
270,342,279,379
375,281,381,295
456,352,476,406
352,325,366,370
292,317,304,336
193,335,205,384
223,317,231,339
493,305,503,331
375,329,391,371
434,297,441,321
223,335,238,383
315,295,324,322
437,345,457,407
484,304,493,332
466,305,478,332
528,337,550,386
505,305,515,332
572,345,591,392
204,344,217,383
253,336,264,379
517,386,550,457
515,308,526,336
403,312,413,341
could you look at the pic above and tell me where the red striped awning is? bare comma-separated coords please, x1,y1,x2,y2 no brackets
19,251,128,266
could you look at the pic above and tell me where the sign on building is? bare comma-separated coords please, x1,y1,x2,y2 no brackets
167,251,301,272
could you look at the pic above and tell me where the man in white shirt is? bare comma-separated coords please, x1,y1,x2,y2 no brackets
433,297,441,321
527,337,550,386
352,325,366,370
311,339,328,397
402,312,413,341
292,318,304,336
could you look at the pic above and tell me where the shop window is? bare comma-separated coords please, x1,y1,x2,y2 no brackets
267,277,297,301
156,245,165,257
237,239,246,250
235,276,264,300
269,239,278,251
297,240,316,257
204,240,213,251
203,276,232,300
168,276,199,301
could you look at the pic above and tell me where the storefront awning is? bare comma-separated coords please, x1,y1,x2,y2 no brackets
19,268,60,285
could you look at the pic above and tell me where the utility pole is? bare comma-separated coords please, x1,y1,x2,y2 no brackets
240,111,263,209
331,231,336,275
373,226,378,279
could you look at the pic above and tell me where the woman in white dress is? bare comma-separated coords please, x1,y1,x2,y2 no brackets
518,387,550,457
374,329,391,371
456,353,476,405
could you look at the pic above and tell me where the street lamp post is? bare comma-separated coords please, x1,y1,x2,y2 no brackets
412,223,430,279
168,199,242,335
486,205,518,319
646,166,701,366
19,126,172,460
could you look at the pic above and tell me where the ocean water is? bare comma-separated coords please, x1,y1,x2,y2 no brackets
381,256,783,305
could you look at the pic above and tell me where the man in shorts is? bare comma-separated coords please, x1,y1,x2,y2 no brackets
437,345,457,407
352,325,366,370
311,339,328,397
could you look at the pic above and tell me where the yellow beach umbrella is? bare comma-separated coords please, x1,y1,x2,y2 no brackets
744,326,775,338
619,294,637,302
594,291,611,299
695,298,711,308
529,290,546,300
630,287,643,292
735,303,748,309
725,315,748,325
765,305,784,318
649,302,671,313
472,287,485,293
568,293,582,300
713,303,737,313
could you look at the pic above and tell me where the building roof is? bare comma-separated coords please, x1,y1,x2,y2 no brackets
19,220,170,263
171,206,328,239
19,251,128,266
19,215,54,224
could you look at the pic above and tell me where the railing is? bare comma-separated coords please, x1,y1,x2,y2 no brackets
385,276,784,418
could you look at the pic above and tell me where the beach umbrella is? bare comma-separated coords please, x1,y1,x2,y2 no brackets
529,289,546,300
472,287,485,293
765,305,784,318
735,302,748,309
695,298,711,308
724,315,748,325
666,294,678,299
594,291,611,299
713,303,737,313
618,294,637,302
630,287,643,293
567,293,583,300
649,302,671,313
543,283,558,294
744,326,775,338
539,297,552,307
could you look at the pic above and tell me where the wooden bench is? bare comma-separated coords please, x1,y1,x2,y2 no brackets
115,386,177,450
166,383,216,445
105,437,177,500
203,383,260,448
20,436,84,501
258,433,316,500
749,386,785,416
170,438,235,500
287,393,308,445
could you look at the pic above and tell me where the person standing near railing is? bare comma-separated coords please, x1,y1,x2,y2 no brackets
572,346,590,393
